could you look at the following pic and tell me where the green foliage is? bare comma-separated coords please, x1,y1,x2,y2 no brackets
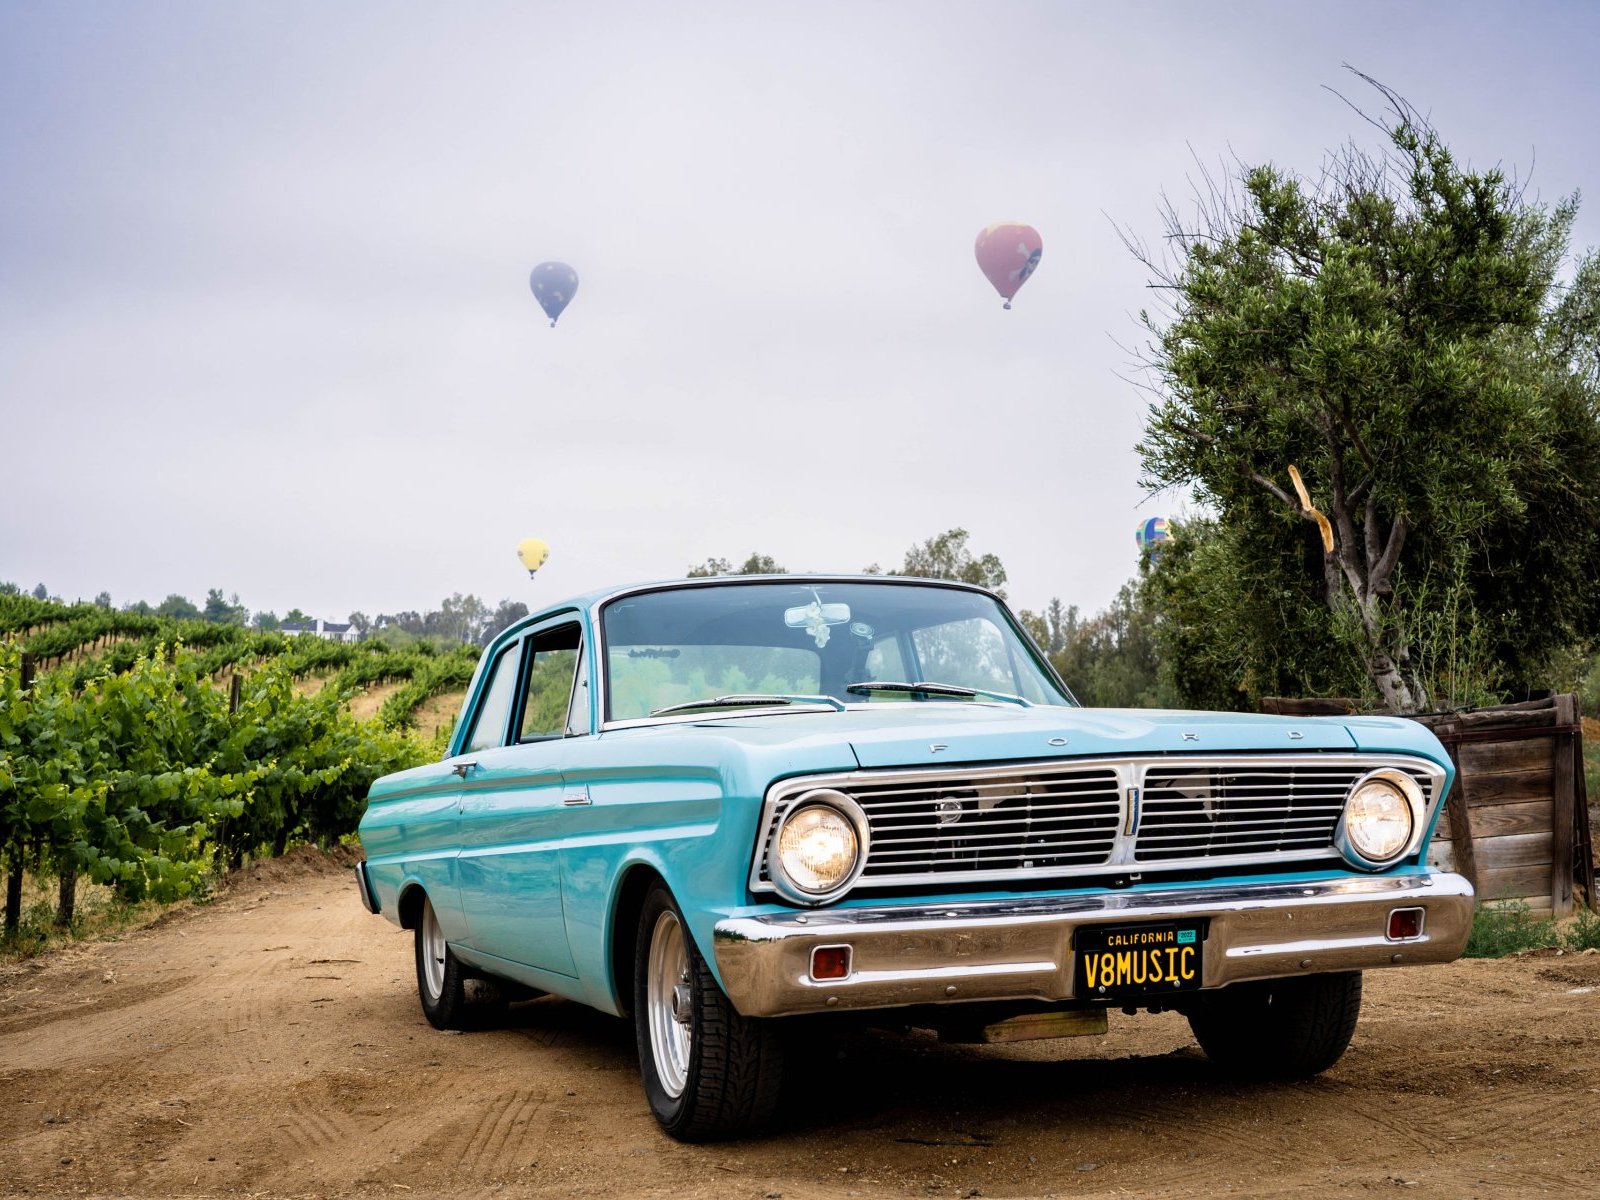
1463,901,1558,958
375,647,480,730
1,634,432,934
894,528,1007,598
686,553,787,577
1134,80,1600,712
1565,906,1600,952
1046,580,1181,709
202,588,248,627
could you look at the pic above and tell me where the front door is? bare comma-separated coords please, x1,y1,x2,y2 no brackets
454,619,585,977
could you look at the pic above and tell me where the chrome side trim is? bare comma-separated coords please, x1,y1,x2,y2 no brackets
713,871,1474,1017
749,754,1446,896
353,861,379,914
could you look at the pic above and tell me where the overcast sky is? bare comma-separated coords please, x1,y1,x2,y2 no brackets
3,2,1597,623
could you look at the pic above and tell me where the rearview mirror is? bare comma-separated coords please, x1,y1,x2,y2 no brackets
784,601,851,629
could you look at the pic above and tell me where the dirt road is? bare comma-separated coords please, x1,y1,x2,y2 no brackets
4,852,1598,1199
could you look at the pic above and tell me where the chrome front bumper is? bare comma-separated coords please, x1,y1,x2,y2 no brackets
712,872,1474,1018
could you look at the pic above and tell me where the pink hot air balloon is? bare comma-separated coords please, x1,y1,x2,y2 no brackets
974,222,1043,309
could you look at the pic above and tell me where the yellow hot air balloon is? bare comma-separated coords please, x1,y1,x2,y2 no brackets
517,537,550,578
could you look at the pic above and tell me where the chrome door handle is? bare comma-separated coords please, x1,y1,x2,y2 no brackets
452,761,478,779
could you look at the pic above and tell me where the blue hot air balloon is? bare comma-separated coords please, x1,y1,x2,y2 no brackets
1136,516,1171,563
530,261,579,326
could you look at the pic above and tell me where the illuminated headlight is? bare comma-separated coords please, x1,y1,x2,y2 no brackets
1336,769,1423,870
769,790,869,904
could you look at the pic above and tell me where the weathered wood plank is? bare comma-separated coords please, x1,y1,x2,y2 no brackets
1575,722,1596,911
1427,839,1456,872
1462,768,1555,807
1459,738,1557,775
1452,706,1559,732
1475,832,1554,871
1475,864,1550,902
1439,727,1477,892
1551,695,1577,916
1464,800,1555,840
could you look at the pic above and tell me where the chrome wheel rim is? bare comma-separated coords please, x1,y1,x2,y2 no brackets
647,908,692,1098
420,898,446,1000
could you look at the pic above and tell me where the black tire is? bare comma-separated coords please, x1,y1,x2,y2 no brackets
633,884,784,1141
1187,971,1362,1080
415,893,472,1031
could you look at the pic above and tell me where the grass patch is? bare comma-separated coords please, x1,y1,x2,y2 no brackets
1464,901,1559,958
1465,899,1600,958
1564,906,1600,952
0,872,190,964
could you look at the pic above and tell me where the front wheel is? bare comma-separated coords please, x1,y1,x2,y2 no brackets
633,885,784,1141
1187,971,1363,1079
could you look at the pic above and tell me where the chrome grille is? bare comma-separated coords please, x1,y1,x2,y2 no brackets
1136,764,1359,861
1134,763,1436,862
851,766,1122,878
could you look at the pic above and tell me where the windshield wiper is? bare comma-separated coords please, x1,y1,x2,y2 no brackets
649,693,847,717
846,681,1032,707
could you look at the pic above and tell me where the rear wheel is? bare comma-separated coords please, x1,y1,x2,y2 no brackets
415,894,471,1030
1188,971,1362,1079
633,885,784,1141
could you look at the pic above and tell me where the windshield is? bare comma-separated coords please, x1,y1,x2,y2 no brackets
601,580,1072,722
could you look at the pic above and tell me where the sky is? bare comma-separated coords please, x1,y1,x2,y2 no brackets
3,1,1598,624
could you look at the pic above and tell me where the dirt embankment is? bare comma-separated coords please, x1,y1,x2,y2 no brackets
3,854,1598,1199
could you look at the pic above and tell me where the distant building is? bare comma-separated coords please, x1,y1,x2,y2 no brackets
279,619,360,644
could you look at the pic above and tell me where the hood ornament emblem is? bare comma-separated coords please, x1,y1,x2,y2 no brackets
1182,732,1199,742
1047,737,1067,747
930,743,949,753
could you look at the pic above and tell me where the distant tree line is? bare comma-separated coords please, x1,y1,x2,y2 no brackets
0,581,528,651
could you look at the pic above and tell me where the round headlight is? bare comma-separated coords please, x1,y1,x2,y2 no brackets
1337,770,1421,868
770,792,868,903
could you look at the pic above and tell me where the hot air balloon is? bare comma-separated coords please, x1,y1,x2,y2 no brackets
1136,517,1170,562
529,262,579,326
517,537,550,578
974,222,1042,309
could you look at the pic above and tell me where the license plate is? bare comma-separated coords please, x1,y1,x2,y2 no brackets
1075,921,1204,999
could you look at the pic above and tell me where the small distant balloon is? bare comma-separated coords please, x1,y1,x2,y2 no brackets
974,222,1042,309
530,262,579,326
1136,517,1170,561
517,537,550,578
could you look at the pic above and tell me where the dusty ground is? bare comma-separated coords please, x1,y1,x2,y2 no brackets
3,855,1598,1200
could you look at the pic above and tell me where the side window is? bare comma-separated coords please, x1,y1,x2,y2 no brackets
464,642,522,753
520,623,584,741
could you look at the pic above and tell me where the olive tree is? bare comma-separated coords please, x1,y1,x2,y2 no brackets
1130,78,1600,712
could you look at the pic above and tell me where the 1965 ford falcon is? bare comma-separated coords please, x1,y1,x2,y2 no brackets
355,576,1474,1140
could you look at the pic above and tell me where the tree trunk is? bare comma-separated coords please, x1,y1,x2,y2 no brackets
4,860,22,934
55,865,77,928
1368,651,1418,714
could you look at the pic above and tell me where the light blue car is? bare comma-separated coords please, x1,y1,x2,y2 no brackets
355,576,1474,1140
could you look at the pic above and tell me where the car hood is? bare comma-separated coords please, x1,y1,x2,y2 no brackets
689,703,1359,770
